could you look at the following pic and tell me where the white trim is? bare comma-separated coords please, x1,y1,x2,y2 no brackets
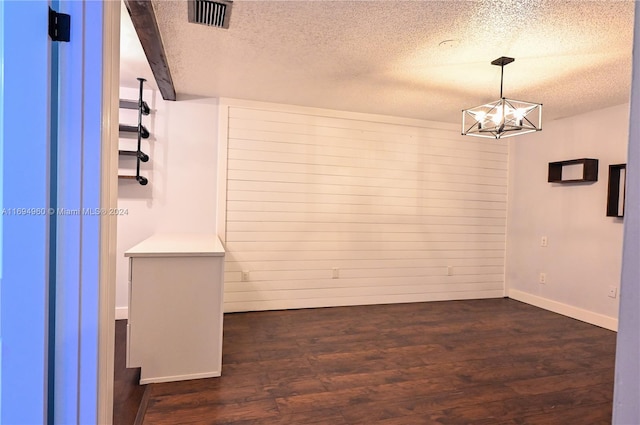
139,371,221,385
98,1,120,423
508,289,618,331
503,139,512,299
224,291,504,313
216,100,230,243
115,307,128,321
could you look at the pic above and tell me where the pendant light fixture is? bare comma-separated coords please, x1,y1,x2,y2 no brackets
462,56,542,139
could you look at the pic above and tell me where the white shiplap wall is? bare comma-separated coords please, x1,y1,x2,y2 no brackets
218,100,508,312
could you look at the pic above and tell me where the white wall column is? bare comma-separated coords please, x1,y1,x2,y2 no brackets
612,2,640,422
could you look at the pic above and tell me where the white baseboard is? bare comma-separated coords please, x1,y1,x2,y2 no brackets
139,370,221,385
223,290,505,313
115,306,128,320
116,289,618,332
508,289,618,331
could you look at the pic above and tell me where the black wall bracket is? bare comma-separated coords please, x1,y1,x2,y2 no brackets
49,7,71,42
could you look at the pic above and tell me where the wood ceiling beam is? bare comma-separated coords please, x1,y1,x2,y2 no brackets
124,0,176,101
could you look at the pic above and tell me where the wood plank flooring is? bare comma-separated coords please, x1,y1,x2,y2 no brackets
114,298,617,424
113,319,146,425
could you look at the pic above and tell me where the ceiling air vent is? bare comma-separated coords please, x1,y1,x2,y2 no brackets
188,0,232,29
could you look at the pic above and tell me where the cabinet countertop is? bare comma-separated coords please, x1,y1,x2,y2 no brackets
125,234,225,258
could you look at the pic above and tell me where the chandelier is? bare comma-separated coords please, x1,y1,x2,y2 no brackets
462,57,542,139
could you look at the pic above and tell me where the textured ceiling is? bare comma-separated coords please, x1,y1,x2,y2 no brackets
121,0,635,124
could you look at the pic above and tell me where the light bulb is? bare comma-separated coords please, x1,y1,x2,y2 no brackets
492,105,503,125
504,105,515,118
514,108,526,127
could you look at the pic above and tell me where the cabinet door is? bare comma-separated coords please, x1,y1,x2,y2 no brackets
127,256,223,383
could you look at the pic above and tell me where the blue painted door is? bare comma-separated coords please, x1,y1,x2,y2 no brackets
1,1,52,423
0,1,105,423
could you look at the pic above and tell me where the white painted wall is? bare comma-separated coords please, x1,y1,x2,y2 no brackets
115,89,219,317
114,91,630,327
506,103,630,330
218,100,509,312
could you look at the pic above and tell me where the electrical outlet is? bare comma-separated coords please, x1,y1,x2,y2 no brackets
332,267,339,279
241,270,250,282
541,236,548,247
608,286,617,298
539,272,547,284
447,266,453,276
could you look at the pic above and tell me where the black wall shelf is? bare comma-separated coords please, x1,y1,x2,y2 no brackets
119,124,150,139
119,150,149,162
118,174,148,185
119,99,150,115
607,164,626,218
548,158,598,183
118,78,150,186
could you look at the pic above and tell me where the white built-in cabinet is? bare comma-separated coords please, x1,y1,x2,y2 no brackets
125,234,225,384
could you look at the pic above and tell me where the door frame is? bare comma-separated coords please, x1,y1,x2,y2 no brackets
98,0,120,423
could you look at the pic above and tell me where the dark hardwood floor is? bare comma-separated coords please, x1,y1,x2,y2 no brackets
114,298,617,424
114,319,147,425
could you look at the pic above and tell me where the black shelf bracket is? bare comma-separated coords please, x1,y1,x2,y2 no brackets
118,78,150,185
